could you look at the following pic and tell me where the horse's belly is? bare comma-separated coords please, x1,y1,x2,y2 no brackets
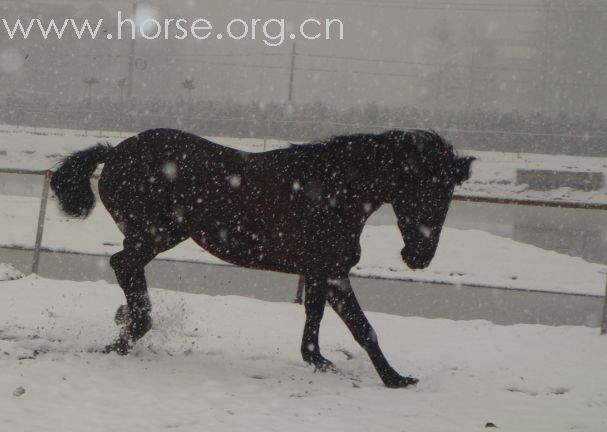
190,229,305,274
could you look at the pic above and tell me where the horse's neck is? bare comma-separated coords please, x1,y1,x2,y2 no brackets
290,141,389,207
327,157,388,215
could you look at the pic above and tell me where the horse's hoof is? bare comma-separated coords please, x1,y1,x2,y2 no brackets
105,310,152,355
114,305,153,341
103,332,132,355
314,361,337,373
114,305,129,326
304,354,335,373
384,375,419,388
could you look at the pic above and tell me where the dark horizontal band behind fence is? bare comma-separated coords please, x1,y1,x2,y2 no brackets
452,193,607,211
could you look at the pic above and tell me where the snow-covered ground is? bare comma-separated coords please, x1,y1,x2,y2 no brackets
1,194,605,296
1,275,606,432
2,124,607,203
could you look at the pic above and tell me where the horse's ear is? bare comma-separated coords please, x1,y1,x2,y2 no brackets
453,156,475,184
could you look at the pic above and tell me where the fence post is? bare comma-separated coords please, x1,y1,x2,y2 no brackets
602,274,607,335
294,275,305,304
32,171,51,274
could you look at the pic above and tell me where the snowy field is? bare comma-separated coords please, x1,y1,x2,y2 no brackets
1,194,605,296
2,124,607,203
1,272,606,432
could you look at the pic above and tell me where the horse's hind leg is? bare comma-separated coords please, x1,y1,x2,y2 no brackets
300,276,334,371
106,231,186,354
105,238,156,354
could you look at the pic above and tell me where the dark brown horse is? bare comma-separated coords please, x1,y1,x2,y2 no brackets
50,128,474,388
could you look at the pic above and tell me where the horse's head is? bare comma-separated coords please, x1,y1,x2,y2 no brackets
380,130,474,270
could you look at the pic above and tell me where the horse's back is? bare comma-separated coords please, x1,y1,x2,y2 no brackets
109,128,232,162
100,128,244,178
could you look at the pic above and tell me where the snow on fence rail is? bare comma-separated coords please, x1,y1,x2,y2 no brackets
2,167,607,334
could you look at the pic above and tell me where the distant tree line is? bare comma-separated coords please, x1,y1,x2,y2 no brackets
2,95,606,156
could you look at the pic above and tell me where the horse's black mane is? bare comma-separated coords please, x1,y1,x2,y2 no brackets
288,129,460,178
291,129,454,157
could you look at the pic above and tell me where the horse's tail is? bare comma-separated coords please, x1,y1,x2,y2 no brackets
50,143,113,218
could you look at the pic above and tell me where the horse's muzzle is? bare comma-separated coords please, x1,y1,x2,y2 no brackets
401,248,432,270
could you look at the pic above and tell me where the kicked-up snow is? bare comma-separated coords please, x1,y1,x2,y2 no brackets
0,276,606,431
0,262,23,281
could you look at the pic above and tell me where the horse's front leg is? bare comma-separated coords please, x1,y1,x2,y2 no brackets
300,276,335,371
325,278,418,388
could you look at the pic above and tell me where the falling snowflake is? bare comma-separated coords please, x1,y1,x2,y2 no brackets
228,175,242,189
162,162,178,180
